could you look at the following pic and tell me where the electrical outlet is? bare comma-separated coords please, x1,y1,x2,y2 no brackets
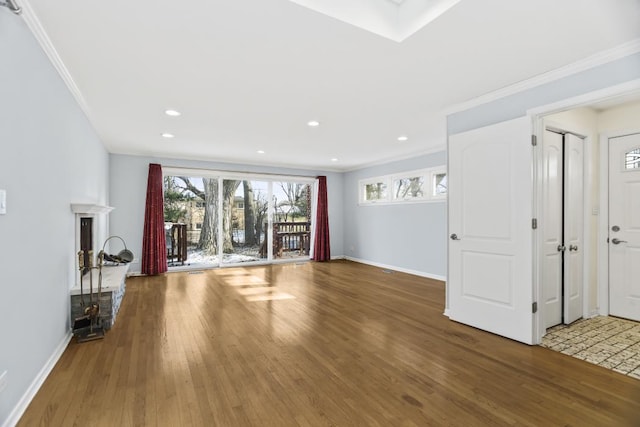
0,370,7,393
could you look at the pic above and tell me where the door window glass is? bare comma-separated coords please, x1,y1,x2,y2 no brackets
625,148,640,170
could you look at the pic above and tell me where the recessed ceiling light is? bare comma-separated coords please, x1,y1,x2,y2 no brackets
161,133,175,139
331,158,338,162
397,135,408,142
257,150,265,154
165,109,181,117
307,120,320,127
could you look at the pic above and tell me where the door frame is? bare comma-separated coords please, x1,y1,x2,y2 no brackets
529,78,640,343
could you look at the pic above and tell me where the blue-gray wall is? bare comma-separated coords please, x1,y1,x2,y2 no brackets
0,13,109,425
448,52,640,134
109,154,344,272
342,152,447,279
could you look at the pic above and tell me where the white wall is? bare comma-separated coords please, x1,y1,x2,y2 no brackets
342,151,447,279
109,154,344,272
0,13,109,425
598,99,640,131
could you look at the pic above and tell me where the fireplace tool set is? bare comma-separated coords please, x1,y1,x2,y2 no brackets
73,249,106,342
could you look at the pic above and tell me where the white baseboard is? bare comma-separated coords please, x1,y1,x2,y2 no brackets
344,256,446,282
443,308,450,318
3,332,72,427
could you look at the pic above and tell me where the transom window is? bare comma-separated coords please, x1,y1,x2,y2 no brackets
393,176,425,200
359,167,446,205
434,173,447,196
364,181,388,202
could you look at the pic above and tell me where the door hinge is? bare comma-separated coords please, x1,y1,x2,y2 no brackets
532,218,538,229
531,135,537,146
532,302,538,313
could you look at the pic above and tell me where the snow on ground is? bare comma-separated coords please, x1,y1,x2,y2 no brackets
186,248,260,265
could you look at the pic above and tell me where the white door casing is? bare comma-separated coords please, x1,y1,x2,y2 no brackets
563,133,584,324
448,116,534,345
609,133,640,322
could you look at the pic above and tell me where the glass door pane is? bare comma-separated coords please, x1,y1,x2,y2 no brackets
272,181,312,260
221,179,269,265
163,175,220,268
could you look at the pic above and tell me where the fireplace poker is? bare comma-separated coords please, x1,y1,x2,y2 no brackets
72,250,91,331
76,249,105,342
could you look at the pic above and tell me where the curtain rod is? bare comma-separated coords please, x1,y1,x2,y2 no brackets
161,165,320,180
0,0,21,14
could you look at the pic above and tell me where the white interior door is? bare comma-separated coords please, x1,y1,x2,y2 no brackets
448,116,534,345
542,130,563,328
609,132,640,322
563,133,584,324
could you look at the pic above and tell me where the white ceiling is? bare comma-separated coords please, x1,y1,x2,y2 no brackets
21,0,640,171
289,0,462,42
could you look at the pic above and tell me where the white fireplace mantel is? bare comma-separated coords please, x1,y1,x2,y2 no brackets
71,203,114,289
70,203,114,214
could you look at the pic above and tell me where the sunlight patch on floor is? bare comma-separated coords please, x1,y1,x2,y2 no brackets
246,293,295,302
219,269,296,302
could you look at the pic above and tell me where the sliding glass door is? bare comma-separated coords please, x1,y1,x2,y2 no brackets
164,170,315,269
163,175,220,268
272,181,312,260
221,179,269,265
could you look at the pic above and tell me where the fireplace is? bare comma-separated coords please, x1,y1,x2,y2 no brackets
79,217,93,274
71,203,114,283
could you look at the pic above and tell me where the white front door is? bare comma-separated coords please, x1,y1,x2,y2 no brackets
448,117,534,345
563,133,584,324
542,130,563,328
609,132,640,322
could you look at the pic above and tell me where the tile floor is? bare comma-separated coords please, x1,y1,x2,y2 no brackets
541,316,640,379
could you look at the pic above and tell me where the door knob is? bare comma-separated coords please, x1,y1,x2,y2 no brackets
611,238,627,245
569,245,578,251
450,233,460,240
557,245,566,252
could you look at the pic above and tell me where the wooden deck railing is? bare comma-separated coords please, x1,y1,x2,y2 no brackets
260,221,311,257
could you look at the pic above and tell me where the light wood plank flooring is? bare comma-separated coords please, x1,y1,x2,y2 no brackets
19,261,640,426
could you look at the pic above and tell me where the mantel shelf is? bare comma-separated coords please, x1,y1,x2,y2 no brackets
70,203,114,214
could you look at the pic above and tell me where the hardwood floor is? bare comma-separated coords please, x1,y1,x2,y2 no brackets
19,261,640,426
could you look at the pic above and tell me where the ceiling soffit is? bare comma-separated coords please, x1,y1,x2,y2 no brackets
288,0,461,42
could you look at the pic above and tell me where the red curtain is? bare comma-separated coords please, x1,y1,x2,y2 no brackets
142,163,167,275
312,176,331,261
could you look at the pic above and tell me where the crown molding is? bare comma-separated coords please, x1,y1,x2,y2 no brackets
19,0,95,127
342,143,446,173
445,38,640,116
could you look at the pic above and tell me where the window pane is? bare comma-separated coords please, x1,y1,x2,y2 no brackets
163,176,219,268
364,182,388,201
626,148,640,170
222,179,268,265
393,176,425,200
434,173,447,196
273,182,312,260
